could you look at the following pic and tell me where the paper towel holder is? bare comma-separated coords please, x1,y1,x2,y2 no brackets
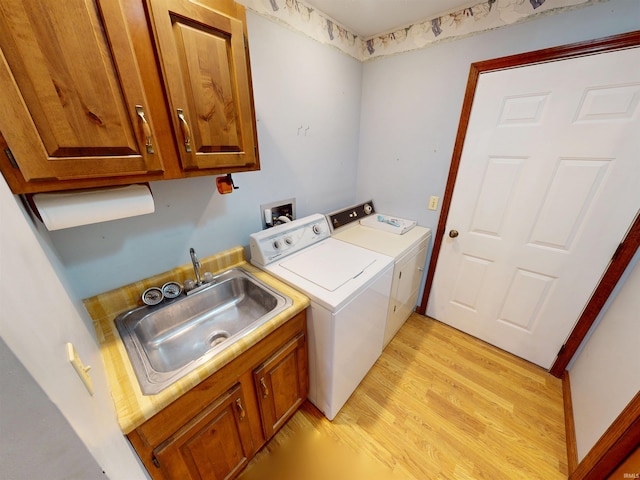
25,183,155,231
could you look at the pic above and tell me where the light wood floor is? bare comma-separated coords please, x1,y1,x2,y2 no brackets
239,314,568,480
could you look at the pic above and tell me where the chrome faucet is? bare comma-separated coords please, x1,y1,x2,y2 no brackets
189,247,203,286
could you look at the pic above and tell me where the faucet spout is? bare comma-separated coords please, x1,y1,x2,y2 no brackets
189,247,203,286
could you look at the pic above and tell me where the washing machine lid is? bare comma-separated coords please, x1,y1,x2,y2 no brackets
254,237,393,311
280,241,375,292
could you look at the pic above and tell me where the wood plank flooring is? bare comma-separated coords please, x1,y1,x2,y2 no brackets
239,314,567,480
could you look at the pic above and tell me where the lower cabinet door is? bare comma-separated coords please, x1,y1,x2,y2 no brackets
153,383,254,480
253,332,308,439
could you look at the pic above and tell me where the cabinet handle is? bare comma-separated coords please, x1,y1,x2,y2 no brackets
177,108,192,153
235,398,245,420
135,105,154,154
259,377,269,398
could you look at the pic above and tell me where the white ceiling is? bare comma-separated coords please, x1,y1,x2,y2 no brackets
304,0,477,38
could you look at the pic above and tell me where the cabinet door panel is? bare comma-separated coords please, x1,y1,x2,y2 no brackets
254,333,308,439
0,0,163,181
179,22,240,149
385,239,429,347
154,383,253,480
397,242,428,309
147,0,258,170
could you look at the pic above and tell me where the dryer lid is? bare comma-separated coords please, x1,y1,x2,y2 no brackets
280,241,376,292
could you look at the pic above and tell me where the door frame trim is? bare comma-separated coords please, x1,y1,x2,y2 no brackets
551,212,640,376
418,30,640,364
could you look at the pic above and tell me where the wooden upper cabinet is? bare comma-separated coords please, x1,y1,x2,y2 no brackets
0,0,164,182
0,0,259,194
146,0,259,171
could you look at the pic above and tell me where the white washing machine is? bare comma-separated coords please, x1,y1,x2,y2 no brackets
327,201,432,348
249,214,393,420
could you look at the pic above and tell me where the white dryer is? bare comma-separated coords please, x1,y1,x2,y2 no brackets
327,201,432,348
249,214,393,420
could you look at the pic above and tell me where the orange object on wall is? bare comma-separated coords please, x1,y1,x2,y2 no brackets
216,174,238,194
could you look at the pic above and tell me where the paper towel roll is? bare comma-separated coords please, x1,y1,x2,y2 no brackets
32,184,155,231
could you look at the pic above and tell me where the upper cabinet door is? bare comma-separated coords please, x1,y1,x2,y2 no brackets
146,0,259,171
0,0,164,182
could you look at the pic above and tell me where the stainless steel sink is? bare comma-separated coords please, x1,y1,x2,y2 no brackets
115,268,292,395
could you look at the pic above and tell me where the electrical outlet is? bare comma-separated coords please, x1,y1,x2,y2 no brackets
67,343,94,396
428,196,439,210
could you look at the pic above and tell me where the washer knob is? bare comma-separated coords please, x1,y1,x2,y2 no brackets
273,239,282,250
284,236,293,245
312,224,323,235
364,203,373,215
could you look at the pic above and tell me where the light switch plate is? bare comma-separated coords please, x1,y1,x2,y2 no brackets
428,196,439,210
67,342,94,396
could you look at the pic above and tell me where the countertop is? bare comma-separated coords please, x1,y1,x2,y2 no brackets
84,246,309,434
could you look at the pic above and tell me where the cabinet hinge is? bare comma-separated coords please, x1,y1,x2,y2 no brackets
152,455,160,468
611,242,624,261
4,148,18,169
557,343,567,356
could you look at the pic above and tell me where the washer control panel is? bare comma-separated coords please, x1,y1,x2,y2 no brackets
250,214,330,266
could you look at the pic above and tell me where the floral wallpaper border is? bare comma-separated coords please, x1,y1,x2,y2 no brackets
240,0,605,61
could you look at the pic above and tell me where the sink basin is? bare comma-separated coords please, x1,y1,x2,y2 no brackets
115,268,292,395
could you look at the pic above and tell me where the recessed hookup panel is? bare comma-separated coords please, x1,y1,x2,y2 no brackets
260,198,296,228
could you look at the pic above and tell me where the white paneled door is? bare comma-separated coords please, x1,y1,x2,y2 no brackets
427,47,640,368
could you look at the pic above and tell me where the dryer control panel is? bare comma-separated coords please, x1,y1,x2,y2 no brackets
326,200,375,232
250,214,330,266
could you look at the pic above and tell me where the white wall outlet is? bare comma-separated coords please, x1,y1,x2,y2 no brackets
67,342,94,396
428,196,440,210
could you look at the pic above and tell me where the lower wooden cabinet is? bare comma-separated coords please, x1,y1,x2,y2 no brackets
127,311,307,480
253,332,308,440
153,384,253,480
